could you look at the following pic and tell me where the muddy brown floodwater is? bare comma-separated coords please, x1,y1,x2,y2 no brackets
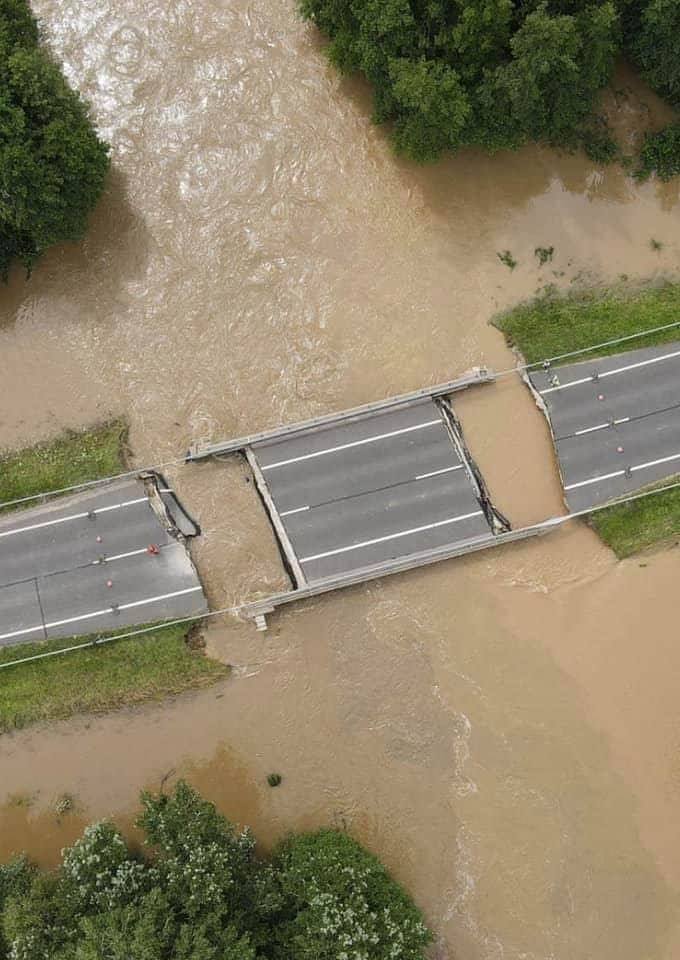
2,1,680,956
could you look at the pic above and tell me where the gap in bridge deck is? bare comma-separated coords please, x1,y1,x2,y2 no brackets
453,374,567,527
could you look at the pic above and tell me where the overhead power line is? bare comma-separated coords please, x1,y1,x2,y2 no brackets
1,318,679,512
0,605,240,671
494,318,680,378
2,472,680,671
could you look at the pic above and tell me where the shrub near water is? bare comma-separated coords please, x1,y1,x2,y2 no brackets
0,782,432,960
637,123,680,181
300,0,620,162
301,0,680,175
0,0,109,277
623,0,680,180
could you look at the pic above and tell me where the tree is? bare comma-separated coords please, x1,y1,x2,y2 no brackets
637,122,680,180
299,0,622,161
0,783,432,960
621,0,680,179
389,57,470,160
271,829,431,960
477,2,619,148
0,0,109,278
626,0,680,105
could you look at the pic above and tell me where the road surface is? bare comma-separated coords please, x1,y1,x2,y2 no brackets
0,476,207,648
251,398,493,583
529,341,680,512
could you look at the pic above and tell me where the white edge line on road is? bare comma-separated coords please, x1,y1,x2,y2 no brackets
573,416,630,437
541,348,680,395
95,547,151,564
0,586,203,643
415,464,463,480
0,496,149,540
0,623,44,643
261,419,443,470
564,451,680,491
299,511,484,564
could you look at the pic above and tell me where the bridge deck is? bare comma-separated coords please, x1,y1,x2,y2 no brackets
528,342,680,511
188,368,529,628
0,475,207,648
251,397,492,584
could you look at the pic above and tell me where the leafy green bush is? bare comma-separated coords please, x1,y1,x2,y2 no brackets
625,0,680,106
300,0,680,173
300,0,620,161
621,0,680,179
0,0,109,277
0,782,432,960
581,119,619,164
636,122,680,181
272,830,431,960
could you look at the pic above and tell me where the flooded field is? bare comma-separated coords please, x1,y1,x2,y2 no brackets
1,0,680,956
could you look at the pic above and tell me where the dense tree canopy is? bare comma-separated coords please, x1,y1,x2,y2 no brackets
301,0,680,173
0,782,432,960
0,0,109,278
624,0,680,106
622,0,680,179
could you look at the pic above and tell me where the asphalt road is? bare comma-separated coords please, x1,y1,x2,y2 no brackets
0,478,207,648
529,342,680,511
252,398,492,582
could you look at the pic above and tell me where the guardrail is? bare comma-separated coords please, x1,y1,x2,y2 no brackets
238,516,564,630
186,367,495,461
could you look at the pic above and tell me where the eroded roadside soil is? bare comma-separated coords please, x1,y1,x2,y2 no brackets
1,2,680,956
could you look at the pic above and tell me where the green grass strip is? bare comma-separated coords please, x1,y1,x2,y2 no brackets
495,282,680,557
0,623,229,733
0,419,128,510
589,479,680,559
0,420,227,732
494,281,680,365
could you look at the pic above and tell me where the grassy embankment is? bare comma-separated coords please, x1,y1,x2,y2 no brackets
495,282,680,558
0,422,228,733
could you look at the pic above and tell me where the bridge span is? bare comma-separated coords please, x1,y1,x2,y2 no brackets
189,340,680,630
187,368,547,630
3,340,677,644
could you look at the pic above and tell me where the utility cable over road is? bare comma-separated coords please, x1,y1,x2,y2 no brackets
2,319,678,512
3,471,680,670
2,321,679,639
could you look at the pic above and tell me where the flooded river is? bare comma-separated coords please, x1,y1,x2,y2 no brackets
2,1,680,956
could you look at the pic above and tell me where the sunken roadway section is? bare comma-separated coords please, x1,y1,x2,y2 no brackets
528,342,680,512
187,369,531,630
0,474,207,648
251,397,498,583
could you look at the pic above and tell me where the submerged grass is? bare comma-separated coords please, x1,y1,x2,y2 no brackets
495,281,680,557
0,623,229,733
0,419,128,509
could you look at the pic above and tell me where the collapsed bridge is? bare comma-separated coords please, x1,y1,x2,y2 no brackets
187,369,547,630
2,338,678,646
188,338,680,630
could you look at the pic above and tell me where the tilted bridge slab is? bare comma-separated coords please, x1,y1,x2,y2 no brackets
187,368,543,630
